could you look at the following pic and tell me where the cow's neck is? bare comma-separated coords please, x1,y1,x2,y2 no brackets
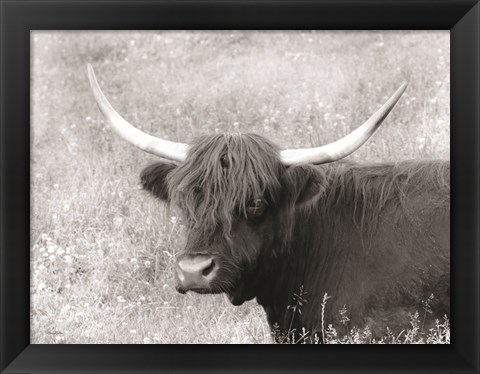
254,226,324,341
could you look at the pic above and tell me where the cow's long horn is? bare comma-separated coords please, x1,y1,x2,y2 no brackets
87,64,189,162
280,83,407,165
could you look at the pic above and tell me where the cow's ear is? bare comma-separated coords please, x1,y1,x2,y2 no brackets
281,165,327,210
140,162,177,201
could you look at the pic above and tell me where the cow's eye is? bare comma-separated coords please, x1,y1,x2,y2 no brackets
220,155,229,169
246,198,265,216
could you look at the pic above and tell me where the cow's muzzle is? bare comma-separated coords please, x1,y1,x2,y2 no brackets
175,255,217,293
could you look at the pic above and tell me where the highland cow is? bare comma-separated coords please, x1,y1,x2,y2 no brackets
87,64,450,342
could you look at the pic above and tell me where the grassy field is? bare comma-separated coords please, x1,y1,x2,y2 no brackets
31,31,450,344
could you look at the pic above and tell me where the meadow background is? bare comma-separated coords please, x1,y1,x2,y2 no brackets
31,31,450,344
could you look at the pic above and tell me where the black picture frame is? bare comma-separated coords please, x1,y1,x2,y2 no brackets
1,0,479,373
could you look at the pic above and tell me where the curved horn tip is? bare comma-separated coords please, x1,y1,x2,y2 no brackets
280,81,408,166
86,63,189,162
398,82,408,94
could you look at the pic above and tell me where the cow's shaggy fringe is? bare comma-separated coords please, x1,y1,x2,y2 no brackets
168,134,285,234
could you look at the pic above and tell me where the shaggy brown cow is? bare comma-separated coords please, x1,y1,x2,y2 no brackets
87,65,450,342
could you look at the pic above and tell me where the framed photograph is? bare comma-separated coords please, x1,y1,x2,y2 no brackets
1,0,479,373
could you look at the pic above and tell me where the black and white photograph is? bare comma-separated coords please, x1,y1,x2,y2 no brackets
31,31,450,344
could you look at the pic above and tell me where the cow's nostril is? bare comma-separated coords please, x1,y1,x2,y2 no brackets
202,260,215,277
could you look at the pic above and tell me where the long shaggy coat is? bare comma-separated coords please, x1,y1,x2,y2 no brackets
141,134,450,341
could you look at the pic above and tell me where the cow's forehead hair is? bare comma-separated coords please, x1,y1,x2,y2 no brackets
167,133,285,233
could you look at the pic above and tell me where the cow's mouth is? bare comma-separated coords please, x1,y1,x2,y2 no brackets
189,288,219,294
176,287,213,295
176,286,223,295
176,283,246,305
184,287,246,306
